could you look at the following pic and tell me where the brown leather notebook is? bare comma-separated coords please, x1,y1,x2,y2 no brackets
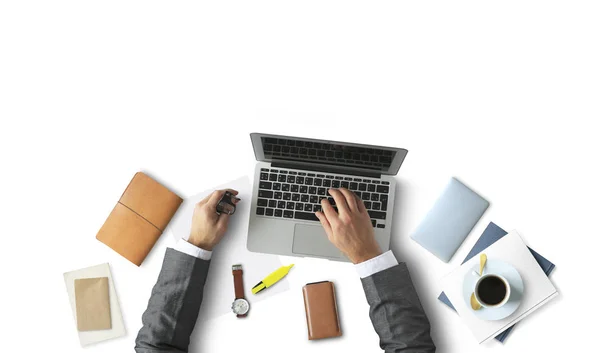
302,281,342,340
96,172,182,266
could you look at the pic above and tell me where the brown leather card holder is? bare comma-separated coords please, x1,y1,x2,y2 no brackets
96,172,182,266
302,281,342,340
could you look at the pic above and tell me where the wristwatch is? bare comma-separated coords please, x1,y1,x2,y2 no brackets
231,264,250,317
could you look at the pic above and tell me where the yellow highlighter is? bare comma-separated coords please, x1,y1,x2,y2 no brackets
251,264,294,294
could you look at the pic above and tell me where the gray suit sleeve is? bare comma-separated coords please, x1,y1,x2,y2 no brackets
135,248,210,353
361,263,436,353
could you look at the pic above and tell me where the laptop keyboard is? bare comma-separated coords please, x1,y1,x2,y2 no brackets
256,168,390,228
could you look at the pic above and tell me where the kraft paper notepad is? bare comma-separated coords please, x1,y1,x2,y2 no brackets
75,277,111,331
64,263,125,346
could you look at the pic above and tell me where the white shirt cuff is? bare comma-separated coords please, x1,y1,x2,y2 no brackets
354,250,398,278
172,239,213,261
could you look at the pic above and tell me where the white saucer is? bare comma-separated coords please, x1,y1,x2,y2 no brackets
462,259,524,321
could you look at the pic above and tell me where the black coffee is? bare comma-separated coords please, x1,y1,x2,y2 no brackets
477,276,507,305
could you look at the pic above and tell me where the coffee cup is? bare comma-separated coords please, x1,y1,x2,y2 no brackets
474,274,511,308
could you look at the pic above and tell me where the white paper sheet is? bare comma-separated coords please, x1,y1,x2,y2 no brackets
63,263,126,346
168,176,289,320
441,231,558,344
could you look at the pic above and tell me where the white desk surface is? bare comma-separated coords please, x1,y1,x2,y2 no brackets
1,1,599,352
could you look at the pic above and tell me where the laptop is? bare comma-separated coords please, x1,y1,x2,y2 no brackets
247,133,408,261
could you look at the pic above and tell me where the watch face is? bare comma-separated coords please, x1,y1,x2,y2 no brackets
231,298,250,315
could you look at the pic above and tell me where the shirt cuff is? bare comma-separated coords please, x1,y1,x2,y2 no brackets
354,250,398,278
172,239,213,261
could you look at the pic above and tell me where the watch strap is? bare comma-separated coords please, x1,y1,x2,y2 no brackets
233,269,245,299
232,264,247,318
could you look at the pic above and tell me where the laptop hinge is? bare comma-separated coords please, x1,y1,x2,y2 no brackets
271,160,382,179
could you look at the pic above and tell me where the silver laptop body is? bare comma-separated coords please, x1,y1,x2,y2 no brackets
247,133,408,261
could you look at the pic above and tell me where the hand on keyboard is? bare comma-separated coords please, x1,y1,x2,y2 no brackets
256,168,389,228
315,188,382,264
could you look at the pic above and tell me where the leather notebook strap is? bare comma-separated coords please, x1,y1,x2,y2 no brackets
117,201,162,231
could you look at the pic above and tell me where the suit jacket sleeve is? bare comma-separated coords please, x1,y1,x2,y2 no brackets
135,248,210,353
361,263,436,353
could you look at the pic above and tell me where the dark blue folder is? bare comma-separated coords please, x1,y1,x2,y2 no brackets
437,222,556,343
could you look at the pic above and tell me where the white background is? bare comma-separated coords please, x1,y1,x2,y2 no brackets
1,1,599,352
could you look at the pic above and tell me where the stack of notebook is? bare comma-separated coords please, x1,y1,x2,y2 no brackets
64,263,126,346
438,222,557,343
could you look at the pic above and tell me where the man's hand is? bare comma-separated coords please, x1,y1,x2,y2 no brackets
315,188,382,264
188,189,240,250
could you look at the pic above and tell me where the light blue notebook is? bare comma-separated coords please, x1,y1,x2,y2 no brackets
438,222,556,343
411,178,489,262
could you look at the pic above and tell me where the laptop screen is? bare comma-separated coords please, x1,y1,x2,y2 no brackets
259,136,399,173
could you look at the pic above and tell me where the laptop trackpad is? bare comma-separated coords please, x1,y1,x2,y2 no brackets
292,224,343,259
